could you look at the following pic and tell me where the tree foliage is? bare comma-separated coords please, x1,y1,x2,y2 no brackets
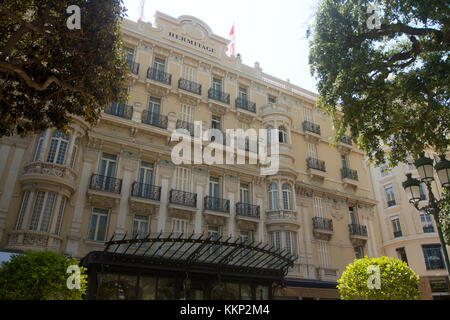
0,250,87,300
337,256,420,300
309,0,449,166
0,0,129,137
439,188,450,244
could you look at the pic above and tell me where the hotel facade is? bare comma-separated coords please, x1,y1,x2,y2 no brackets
0,12,383,300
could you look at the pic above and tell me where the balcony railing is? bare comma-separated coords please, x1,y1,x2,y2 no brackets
349,224,368,237
393,230,403,238
89,174,122,194
176,119,195,136
236,203,260,219
131,182,161,201
307,157,326,172
104,102,133,120
423,225,435,233
303,121,321,135
208,88,230,104
127,60,140,75
235,97,256,113
178,78,202,95
312,217,333,231
387,199,397,207
204,196,230,214
147,67,172,86
338,136,353,146
142,110,168,129
341,167,359,181
169,189,197,208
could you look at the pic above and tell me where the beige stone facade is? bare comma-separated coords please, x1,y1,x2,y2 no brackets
0,12,383,299
369,151,450,300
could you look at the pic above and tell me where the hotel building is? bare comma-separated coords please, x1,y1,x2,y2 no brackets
0,12,382,300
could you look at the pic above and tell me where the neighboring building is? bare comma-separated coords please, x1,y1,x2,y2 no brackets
369,152,450,300
0,12,382,300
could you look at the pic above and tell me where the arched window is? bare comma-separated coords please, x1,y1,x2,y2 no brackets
46,131,70,165
282,183,293,210
279,126,288,144
268,183,279,210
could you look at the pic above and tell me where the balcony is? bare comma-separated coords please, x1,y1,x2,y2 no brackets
236,203,260,230
235,97,256,113
89,174,122,194
208,88,230,105
306,157,327,180
176,120,195,136
127,60,140,76
169,189,197,208
142,110,168,129
349,224,368,246
178,78,201,96
312,217,333,240
6,230,63,252
104,102,133,120
129,182,161,213
341,167,359,188
147,67,172,86
204,196,230,214
337,135,353,152
266,210,300,228
303,121,321,136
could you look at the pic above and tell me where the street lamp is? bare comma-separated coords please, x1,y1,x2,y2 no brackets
402,153,450,277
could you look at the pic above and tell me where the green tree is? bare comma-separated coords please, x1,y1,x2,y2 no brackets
0,0,129,137
309,0,449,166
337,256,420,300
0,250,87,300
439,188,450,244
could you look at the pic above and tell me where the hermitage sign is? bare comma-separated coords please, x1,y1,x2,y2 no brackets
167,31,217,55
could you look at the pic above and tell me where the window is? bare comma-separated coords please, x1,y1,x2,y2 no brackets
46,131,70,165
88,208,108,241
391,217,402,238
240,230,252,243
268,95,276,104
99,153,117,178
268,183,279,210
385,185,396,207
124,47,135,64
278,126,288,144
239,87,248,102
211,115,222,142
341,154,349,169
209,177,220,198
207,226,220,239
153,57,165,73
354,246,364,259
307,143,317,160
282,183,293,210
15,192,31,230
420,213,435,233
317,240,330,267
53,196,66,235
285,232,296,255
396,247,408,264
212,77,222,93
33,131,47,162
302,107,313,123
29,192,56,232
138,162,154,186
175,167,192,192
313,197,325,218
240,183,250,204
270,231,296,255
148,97,161,115
180,104,194,124
422,245,446,270
172,218,188,234
182,65,196,82
270,231,281,250
349,206,359,225
267,126,275,145
133,215,149,238
419,184,427,201
69,138,80,168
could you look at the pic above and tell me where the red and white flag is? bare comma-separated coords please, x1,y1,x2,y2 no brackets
226,23,235,57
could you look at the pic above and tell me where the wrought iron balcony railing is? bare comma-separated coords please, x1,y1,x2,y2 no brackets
147,67,172,86
178,78,202,95
387,199,397,207
235,97,256,113
348,224,368,237
341,167,359,181
127,60,140,75
89,174,122,194
393,230,403,238
236,203,260,219
176,119,195,136
131,182,161,201
204,196,230,214
104,102,133,120
208,88,230,104
169,189,197,208
303,120,321,135
142,110,168,129
312,217,333,231
307,157,326,172
338,136,353,146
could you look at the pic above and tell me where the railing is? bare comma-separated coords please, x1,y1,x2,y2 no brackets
387,199,397,207
236,203,260,219
7,230,63,251
89,174,122,194
208,88,230,104
104,102,133,120
338,136,353,146
204,196,230,214
235,97,256,113
178,78,202,95
341,167,359,181
176,119,195,136
303,121,321,135
147,67,172,86
131,182,161,201
423,225,435,233
312,217,333,231
127,60,140,75
23,161,77,182
348,224,368,237
142,110,168,129
307,157,326,172
169,189,197,208
393,230,403,238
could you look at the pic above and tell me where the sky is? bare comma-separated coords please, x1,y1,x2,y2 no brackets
122,0,321,93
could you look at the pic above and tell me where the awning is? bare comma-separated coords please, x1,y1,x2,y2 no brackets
81,232,297,282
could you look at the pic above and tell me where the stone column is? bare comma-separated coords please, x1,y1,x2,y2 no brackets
157,177,169,232
228,192,235,237
115,155,138,236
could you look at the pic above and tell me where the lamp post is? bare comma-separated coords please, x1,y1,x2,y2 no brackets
402,154,450,277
